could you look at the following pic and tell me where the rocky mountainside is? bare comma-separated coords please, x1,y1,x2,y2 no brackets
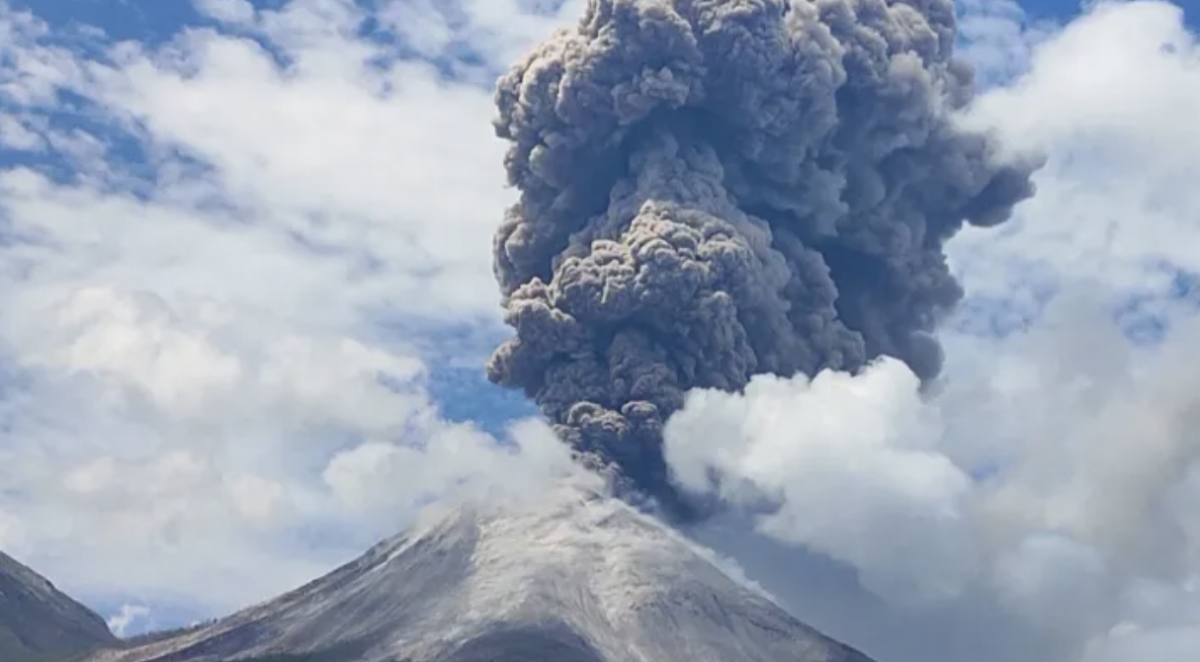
83,484,878,662
0,549,117,662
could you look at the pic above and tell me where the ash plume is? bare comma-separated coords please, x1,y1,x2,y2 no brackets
486,0,1039,519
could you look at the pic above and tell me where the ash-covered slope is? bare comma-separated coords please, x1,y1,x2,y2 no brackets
0,549,117,662
85,485,877,662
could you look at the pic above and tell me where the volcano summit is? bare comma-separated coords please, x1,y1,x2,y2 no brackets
82,483,877,662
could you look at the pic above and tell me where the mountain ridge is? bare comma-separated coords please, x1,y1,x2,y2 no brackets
0,548,117,662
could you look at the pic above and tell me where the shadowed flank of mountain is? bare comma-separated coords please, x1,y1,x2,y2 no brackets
432,623,605,662
0,550,118,662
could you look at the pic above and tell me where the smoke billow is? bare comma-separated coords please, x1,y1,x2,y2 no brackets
486,0,1038,518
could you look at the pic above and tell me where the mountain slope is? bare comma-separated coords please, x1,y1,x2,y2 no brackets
84,484,878,662
0,549,117,662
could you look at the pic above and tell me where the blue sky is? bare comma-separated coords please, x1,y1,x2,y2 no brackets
4,1,208,41
3,1,1200,661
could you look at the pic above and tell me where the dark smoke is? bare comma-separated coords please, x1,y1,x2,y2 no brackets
486,0,1039,519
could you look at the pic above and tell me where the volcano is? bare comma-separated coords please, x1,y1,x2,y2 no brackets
84,483,877,662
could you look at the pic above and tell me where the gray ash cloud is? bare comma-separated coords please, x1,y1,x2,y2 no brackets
486,0,1039,520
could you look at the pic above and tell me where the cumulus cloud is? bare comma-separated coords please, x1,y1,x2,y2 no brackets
666,357,978,606
673,289,1200,662
0,0,576,616
0,275,576,611
194,0,257,25
953,0,1200,299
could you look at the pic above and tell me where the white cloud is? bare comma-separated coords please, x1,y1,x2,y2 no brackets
992,534,1112,634
0,0,580,616
672,283,1200,662
666,2,1200,661
0,273,575,611
322,419,575,514
953,0,1200,300
955,0,1055,85
85,24,511,321
193,0,257,25
666,358,978,605
0,114,42,150
106,604,152,638
376,0,586,68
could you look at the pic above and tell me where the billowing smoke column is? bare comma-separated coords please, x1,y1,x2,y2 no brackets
487,0,1038,519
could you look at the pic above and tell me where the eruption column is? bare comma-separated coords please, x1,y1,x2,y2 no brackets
487,0,1039,519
